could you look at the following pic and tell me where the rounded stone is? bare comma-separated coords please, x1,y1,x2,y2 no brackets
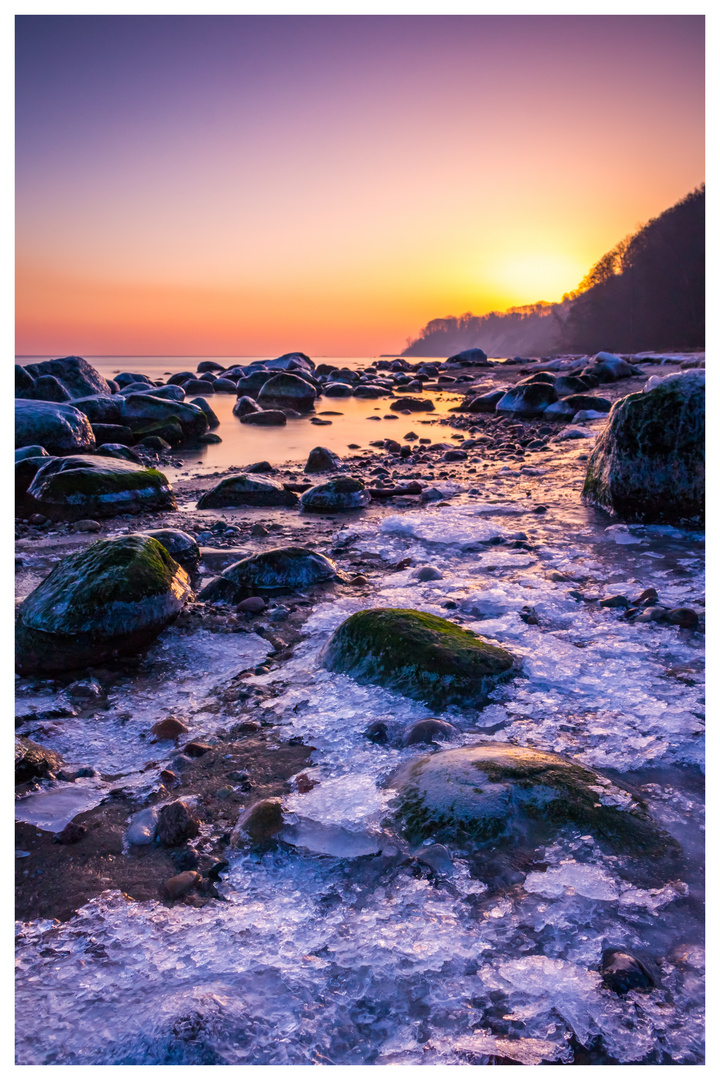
496,383,559,418
199,546,339,602
389,397,435,413
403,718,457,745
156,799,201,847
239,410,287,426
142,528,201,572
197,474,298,510
162,870,201,901
23,455,177,521
257,373,316,412
16,399,96,455
300,477,370,513
305,446,341,473
321,607,517,710
232,798,285,844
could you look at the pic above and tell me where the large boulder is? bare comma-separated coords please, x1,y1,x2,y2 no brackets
196,475,299,509
22,456,177,521
16,456,54,503
300,477,370,513
69,395,124,425
198,546,340,603
496,382,558,417
31,375,72,403
323,382,353,397
239,410,287,426
581,352,634,383
189,397,220,428
114,372,153,388
265,351,315,372
24,356,111,399
119,394,208,441
235,371,273,396
582,371,704,524
257,373,317,412
321,608,517,710
543,394,611,420
463,390,506,413
15,364,35,395
388,743,670,854
553,375,590,397
15,399,96,454
446,348,489,364
15,535,192,675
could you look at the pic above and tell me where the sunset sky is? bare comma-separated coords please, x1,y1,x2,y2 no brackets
15,14,704,357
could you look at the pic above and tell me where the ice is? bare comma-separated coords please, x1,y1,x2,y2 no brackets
15,779,106,833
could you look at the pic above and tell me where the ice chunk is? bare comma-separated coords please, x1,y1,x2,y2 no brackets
15,780,105,833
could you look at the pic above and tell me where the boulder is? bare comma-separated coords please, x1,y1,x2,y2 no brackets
388,743,670,854
323,382,353,397
257,372,317,412
212,378,237,393
114,372,153,388
91,423,134,446
15,445,48,462
15,399,96,455
463,390,506,413
16,456,55,502
156,799,201,847
239,410,287,426
389,397,435,413
198,546,340,603
15,364,35,395
581,352,634,383
197,474,299,509
183,379,216,395
265,351,315,373
189,397,220,428
32,375,72,402
583,371,704,523
553,375,590,397
518,372,555,385
232,798,285,844
544,394,611,420
446,348,489,364
119,394,208,441
23,455,177,521
142,528,201,572
15,534,193,674
15,736,63,784
69,395,124,425
235,372,273,396
144,384,186,402
496,382,559,418
96,444,142,463
197,360,226,374
353,385,388,398
300,477,370,513
233,396,262,418
321,608,517,710
304,446,341,473
24,356,111,399
166,371,195,386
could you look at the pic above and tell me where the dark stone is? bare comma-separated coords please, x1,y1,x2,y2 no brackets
183,741,212,758
24,356,111,399
15,736,63,784
183,379,216,395
156,799,201,847
305,446,341,473
300,477,370,513
497,383,559,418
666,607,699,628
257,373,316,412
364,720,389,745
96,444,142,464
91,423,134,446
198,546,339,602
446,348,489,364
323,382,353,397
15,400,96,455
239,410,287,426
52,822,87,844
232,798,285,844
33,375,72,402
151,716,189,740
601,949,656,994
23,455,177,521
389,397,435,413
162,870,201,901
403,718,457,745
142,528,201,571
464,390,506,413
197,474,299,509
189,397,220,428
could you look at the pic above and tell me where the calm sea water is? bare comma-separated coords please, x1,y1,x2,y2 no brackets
17,355,491,475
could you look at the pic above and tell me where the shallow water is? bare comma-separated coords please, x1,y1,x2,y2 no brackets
14,370,705,1065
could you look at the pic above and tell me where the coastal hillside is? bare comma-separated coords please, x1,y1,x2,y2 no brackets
403,185,705,357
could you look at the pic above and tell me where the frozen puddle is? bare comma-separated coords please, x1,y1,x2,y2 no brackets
15,488,704,1064
16,779,106,833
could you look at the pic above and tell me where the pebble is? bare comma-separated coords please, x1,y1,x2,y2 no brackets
251,523,269,537
52,822,87,844
233,798,285,844
294,773,318,793
156,799,201,846
403,718,457,745
632,587,659,606
599,595,630,608
126,806,159,846
350,574,369,586
183,741,212,758
162,870,201,902
413,566,443,581
269,606,290,623
73,519,102,532
601,949,656,995
364,720,389,745
238,596,266,613
215,787,234,799
150,716,189,740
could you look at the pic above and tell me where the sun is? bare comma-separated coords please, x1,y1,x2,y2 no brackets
489,252,588,304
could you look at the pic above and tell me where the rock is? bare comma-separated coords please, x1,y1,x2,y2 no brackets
69,395,124,424
23,455,177,521
156,799,201,847
573,409,608,422
53,822,87,844
197,474,299,510
551,427,594,442
246,460,275,473
601,949,656,994
447,348,489,364
321,607,517,710
251,523,269,537
403,431,418,440
403,718,457,745
162,870,201,901
126,806,159,846
666,607,699,629
300,477,370,513
15,364,35,394
238,596,266,613
151,717,189,741
31,374,72,402
199,546,339,602
632,587,659,607
183,741,212,758
115,372,154,388
324,382,353,397
305,446,341,473
583,372,704,523
183,380,215,395
73,519,101,532
413,566,443,581
15,456,56,503
240,409,287,426
136,435,171,451
464,390,506,413
443,449,467,461
15,445,49,461
91,423,135,446
197,360,226,374
545,394,612,420
582,352,634,383
96,443,142,464
496,382,559,418
142,528,201,572
232,798,285,844
389,743,670,853
233,395,262,418
553,375,590,396
24,356,111,399
120,394,209,442
15,737,63,784
518,372,556,385
389,397,435,412
599,594,630,608
364,720,389,744
257,373,316,412
15,535,192,675
15,399,96,455
353,384,388,399
199,432,222,444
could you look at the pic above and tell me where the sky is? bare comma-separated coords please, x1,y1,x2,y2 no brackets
15,14,705,357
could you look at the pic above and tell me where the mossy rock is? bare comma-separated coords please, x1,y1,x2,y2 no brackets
198,545,340,602
15,399,96,455
141,528,201,571
497,382,559,417
300,476,370,513
321,607,518,709
583,372,704,524
16,534,192,675
23,455,177,521
389,743,671,855
197,474,299,510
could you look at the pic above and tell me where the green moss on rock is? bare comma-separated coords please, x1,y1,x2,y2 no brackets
321,607,517,709
24,456,176,520
389,743,672,855
583,372,704,524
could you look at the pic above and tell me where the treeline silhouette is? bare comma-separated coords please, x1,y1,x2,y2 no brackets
403,186,704,357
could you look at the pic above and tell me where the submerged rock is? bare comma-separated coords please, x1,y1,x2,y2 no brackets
583,371,704,523
496,382,558,417
389,743,670,853
15,535,192,675
321,607,517,710
23,455,177,521
389,397,435,412
198,546,340,602
15,399,96,455
300,477,370,513
239,409,287,426
197,474,299,510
